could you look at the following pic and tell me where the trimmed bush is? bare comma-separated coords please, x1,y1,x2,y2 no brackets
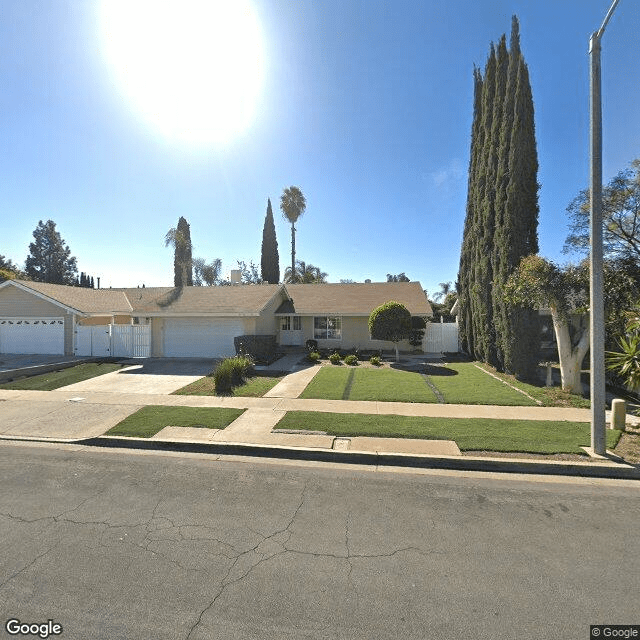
329,351,342,365
305,339,318,353
212,356,255,394
307,351,321,363
369,355,382,366
344,354,358,366
234,335,277,365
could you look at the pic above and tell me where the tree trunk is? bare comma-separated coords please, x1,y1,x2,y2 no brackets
291,223,296,284
551,308,590,394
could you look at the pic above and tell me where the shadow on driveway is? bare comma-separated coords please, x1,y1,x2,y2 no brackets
119,358,219,376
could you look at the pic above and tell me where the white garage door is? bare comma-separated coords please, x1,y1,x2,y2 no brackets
0,317,65,355
163,318,243,358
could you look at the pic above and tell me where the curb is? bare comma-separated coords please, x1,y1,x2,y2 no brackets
46,435,640,480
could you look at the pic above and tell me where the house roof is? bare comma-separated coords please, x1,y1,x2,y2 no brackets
119,284,282,315
3,280,132,314
277,282,432,316
2,280,432,318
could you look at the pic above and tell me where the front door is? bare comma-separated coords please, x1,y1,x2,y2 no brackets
280,316,303,346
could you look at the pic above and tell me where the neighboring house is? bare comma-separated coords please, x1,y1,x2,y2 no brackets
0,279,432,358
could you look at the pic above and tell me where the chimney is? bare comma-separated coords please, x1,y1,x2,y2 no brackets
365,279,371,284
230,269,242,284
97,277,100,289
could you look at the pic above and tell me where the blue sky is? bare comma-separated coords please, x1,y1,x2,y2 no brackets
1,1,639,298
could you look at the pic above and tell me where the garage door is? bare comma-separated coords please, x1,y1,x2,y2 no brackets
0,317,65,355
163,318,243,358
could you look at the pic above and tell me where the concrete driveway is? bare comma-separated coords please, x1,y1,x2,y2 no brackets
60,358,217,395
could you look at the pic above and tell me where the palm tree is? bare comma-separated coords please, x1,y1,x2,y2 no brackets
284,260,327,284
434,281,453,302
280,186,306,283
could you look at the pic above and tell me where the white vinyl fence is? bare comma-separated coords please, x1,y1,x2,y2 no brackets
75,324,150,358
423,322,459,353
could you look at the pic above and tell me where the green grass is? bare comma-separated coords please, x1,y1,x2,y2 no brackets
172,375,283,397
433,362,537,405
475,363,591,409
274,411,622,454
300,367,437,403
300,363,535,405
0,362,126,391
107,406,244,438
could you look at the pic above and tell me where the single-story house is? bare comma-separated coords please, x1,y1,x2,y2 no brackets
0,279,432,358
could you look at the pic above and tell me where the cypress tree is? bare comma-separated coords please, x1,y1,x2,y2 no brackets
260,198,280,284
174,216,193,287
458,16,539,378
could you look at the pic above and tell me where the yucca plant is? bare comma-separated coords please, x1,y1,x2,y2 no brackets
607,334,640,391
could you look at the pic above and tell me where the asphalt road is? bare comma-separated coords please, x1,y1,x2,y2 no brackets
1,441,638,640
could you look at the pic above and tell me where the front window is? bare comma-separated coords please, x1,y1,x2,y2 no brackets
314,316,341,340
281,316,302,331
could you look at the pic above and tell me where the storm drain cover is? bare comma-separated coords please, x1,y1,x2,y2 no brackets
332,438,351,451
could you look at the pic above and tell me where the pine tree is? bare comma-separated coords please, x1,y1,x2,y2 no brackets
260,198,280,283
458,16,539,378
25,220,78,284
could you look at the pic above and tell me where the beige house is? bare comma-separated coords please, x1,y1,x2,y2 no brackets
0,279,432,358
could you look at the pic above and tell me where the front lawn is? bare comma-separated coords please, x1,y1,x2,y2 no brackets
300,367,437,403
0,362,126,391
433,362,537,405
106,406,244,438
274,411,622,454
172,375,283,397
300,364,535,405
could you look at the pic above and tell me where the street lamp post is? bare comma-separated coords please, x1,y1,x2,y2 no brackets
589,0,620,455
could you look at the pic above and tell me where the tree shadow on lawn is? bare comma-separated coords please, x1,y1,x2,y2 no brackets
390,362,458,376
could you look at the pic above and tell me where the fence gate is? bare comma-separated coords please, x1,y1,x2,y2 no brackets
75,324,150,358
423,322,459,353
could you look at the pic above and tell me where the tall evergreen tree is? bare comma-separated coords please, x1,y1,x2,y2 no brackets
25,220,78,284
260,198,280,283
458,16,539,378
165,216,193,287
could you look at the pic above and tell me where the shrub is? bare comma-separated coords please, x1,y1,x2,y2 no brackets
344,354,358,366
307,351,321,363
212,356,255,394
305,339,318,353
369,355,381,366
329,351,341,365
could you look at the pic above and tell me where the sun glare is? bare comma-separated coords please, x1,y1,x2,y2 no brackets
99,0,263,145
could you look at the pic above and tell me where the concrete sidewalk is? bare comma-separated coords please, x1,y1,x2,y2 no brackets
1,355,639,477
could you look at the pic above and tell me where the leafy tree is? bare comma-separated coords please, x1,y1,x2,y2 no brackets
458,16,539,379
25,220,78,284
280,186,306,283
0,255,23,281
193,257,222,286
236,260,261,284
431,292,458,323
260,198,280,284
284,260,327,284
563,158,640,262
386,273,410,282
368,301,412,362
165,216,193,287
504,256,589,394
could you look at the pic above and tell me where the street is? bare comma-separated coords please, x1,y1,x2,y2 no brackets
1,440,638,640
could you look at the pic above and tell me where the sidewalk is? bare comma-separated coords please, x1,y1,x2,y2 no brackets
1,354,639,478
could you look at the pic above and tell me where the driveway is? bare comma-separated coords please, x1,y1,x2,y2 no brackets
0,354,86,372
60,358,217,395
